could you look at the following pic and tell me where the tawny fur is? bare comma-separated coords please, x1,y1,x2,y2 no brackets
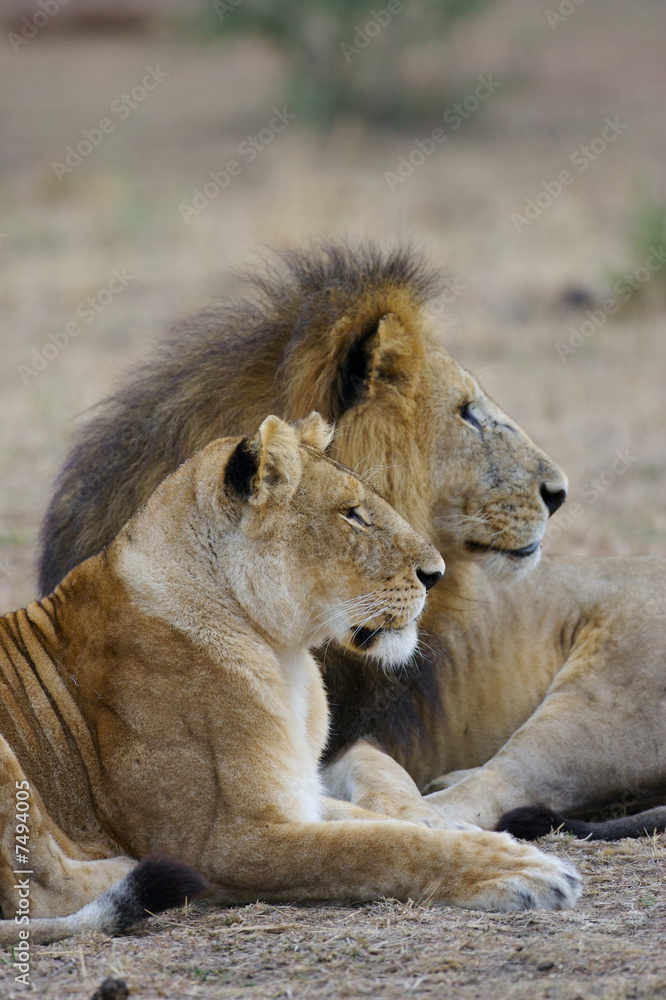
0,415,581,946
37,239,666,835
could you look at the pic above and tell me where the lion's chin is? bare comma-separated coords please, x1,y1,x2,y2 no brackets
465,539,543,581
347,621,419,669
372,621,419,669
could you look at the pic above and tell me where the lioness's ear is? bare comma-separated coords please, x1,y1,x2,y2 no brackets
224,437,259,500
335,313,422,417
224,416,302,507
296,412,335,451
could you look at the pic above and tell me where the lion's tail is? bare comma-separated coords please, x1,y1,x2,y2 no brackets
497,804,666,842
0,856,208,945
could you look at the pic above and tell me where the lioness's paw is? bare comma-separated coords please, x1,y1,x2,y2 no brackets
391,803,482,831
464,840,582,912
419,813,482,833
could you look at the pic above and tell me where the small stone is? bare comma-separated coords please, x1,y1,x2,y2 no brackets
560,286,596,310
90,977,129,1000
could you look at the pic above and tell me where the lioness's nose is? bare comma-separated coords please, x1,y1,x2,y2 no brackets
416,567,443,592
541,483,567,517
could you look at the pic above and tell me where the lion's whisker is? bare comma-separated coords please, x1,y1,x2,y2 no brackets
353,443,384,478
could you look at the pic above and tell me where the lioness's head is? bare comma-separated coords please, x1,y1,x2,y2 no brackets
122,413,444,669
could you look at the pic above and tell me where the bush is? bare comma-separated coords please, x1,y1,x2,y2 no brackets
198,0,493,126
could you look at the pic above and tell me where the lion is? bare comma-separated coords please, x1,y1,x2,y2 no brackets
0,414,582,947
38,240,666,840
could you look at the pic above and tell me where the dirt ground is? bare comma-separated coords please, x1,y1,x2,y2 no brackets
4,835,666,999
1,0,665,996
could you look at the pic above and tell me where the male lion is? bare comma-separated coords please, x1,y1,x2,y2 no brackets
1,414,581,947
39,241,666,839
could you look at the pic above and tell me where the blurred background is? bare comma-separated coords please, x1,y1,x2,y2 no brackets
1,0,665,612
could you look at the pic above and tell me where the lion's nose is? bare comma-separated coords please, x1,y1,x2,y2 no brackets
541,483,567,517
416,567,443,592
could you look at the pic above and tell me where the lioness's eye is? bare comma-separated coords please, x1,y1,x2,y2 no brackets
460,402,483,431
342,507,369,528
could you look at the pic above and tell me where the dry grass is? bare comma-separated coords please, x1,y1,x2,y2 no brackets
5,835,665,999
1,0,665,996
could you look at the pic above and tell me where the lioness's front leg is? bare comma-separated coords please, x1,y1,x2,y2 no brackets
424,611,666,829
323,739,480,830
423,767,482,793
204,819,580,911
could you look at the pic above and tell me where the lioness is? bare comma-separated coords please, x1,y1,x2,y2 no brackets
38,241,666,839
0,414,581,946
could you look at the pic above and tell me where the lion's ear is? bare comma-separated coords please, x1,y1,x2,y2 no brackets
224,416,302,507
367,313,423,396
335,313,421,417
296,412,335,451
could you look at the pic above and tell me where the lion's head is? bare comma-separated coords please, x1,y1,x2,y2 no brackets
119,413,444,669
328,325,567,581
271,246,567,582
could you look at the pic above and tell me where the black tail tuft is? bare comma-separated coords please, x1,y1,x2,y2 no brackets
496,805,571,840
110,855,208,932
497,803,666,842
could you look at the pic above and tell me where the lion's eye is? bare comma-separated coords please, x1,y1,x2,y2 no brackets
342,507,369,528
460,402,483,431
